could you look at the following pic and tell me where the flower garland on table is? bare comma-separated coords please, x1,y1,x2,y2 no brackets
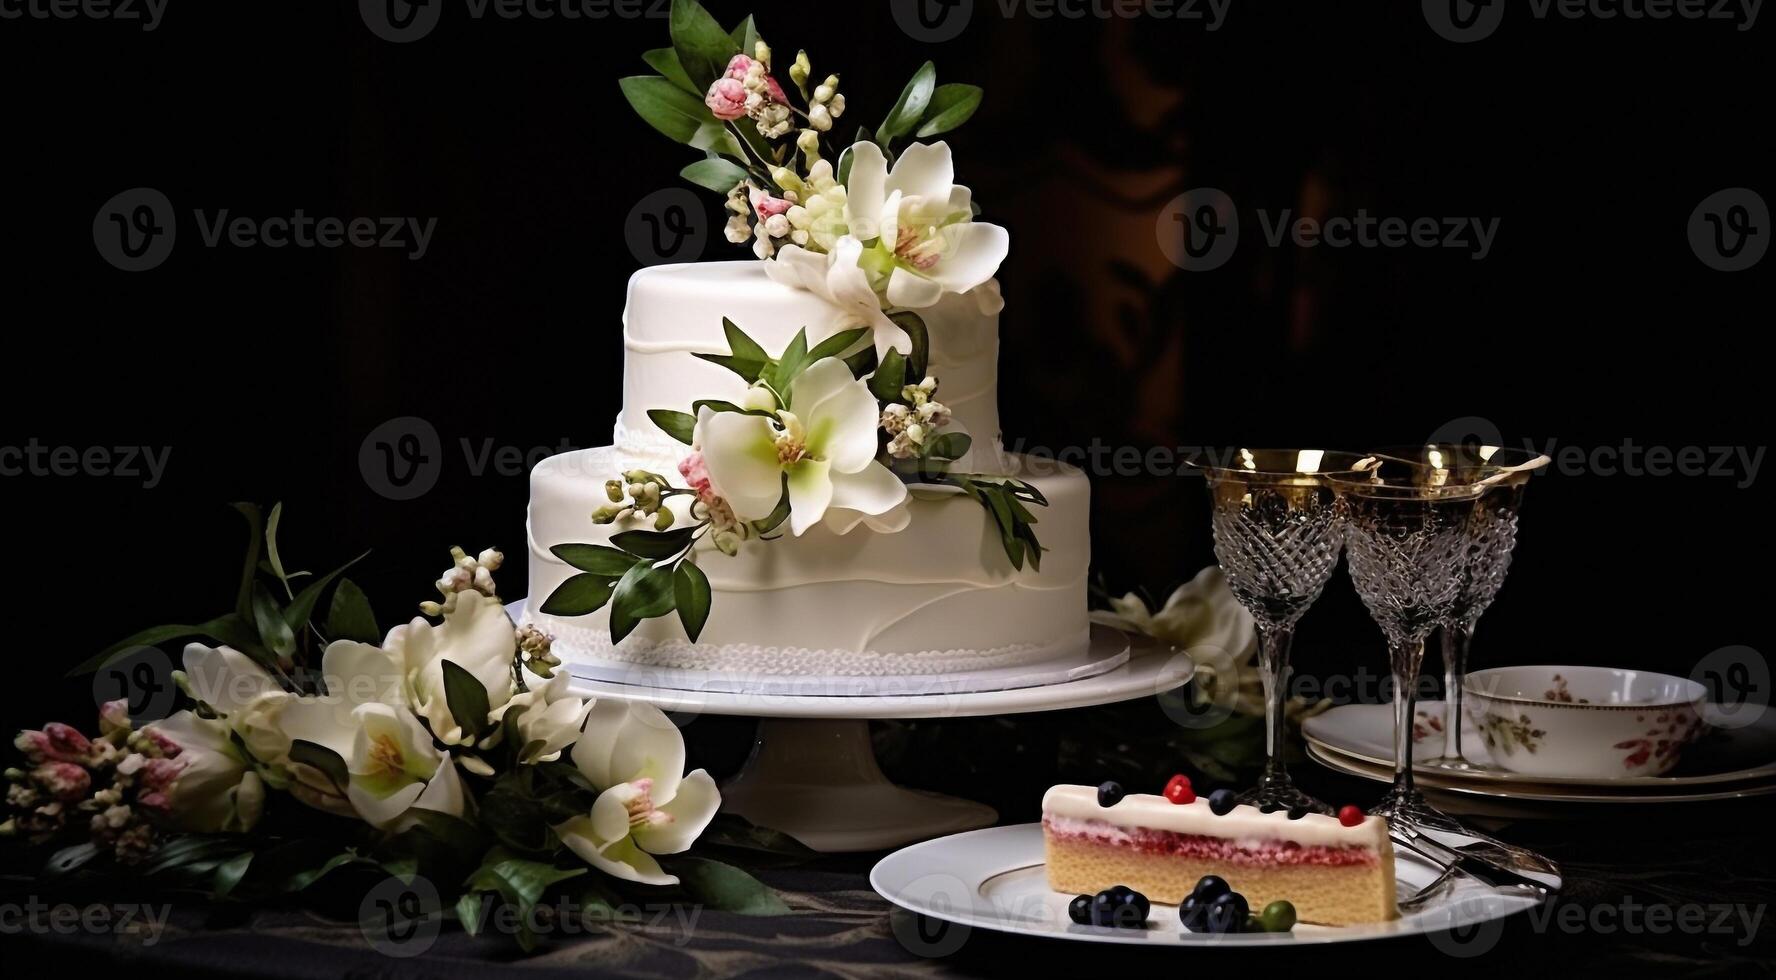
546,2,1042,641
3,505,802,952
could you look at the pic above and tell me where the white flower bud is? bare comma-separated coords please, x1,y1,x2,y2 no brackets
808,105,832,132
764,213,790,238
742,384,778,412
829,93,845,118
813,84,834,104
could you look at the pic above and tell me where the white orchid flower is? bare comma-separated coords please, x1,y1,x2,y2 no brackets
552,700,720,886
374,590,518,745
765,237,911,360
490,671,590,765
842,141,1008,311
176,643,293,764
698,358,909,537
142,710,265,833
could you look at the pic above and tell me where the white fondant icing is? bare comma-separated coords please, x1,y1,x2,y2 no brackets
1040,784,1389,851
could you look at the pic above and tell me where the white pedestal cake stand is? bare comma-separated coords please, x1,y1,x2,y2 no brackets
509,602,1194,853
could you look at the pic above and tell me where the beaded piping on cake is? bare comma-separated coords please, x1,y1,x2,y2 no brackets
527,612,1065,677
612,413,697,459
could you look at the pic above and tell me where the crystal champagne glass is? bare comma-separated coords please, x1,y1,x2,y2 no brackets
1190,448,1382,814
1371,446,1550,769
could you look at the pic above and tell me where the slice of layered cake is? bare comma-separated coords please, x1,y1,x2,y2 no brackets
1042,782,1397,927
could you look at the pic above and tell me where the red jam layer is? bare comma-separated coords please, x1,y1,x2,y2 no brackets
1044,816,1380,868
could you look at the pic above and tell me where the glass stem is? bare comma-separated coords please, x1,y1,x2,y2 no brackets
1389,638,1427,796
1258,624,1295,771
1441,622,1473,762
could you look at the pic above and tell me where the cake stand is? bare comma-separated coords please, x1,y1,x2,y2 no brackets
510,602,1195,852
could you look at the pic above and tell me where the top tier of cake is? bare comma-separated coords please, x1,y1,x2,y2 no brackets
619,262,1002,459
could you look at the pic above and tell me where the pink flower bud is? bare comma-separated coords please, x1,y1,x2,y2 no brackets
705,78,748,121
723,54,755,80
678,452,712,494
98,699,133,736
14,723,93,764
137,757,185,797
749,188,792,219
32,762,91,803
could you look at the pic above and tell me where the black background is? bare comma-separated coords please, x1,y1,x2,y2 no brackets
3,1,1769,782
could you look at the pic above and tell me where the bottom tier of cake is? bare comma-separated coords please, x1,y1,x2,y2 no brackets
524,446,1090,677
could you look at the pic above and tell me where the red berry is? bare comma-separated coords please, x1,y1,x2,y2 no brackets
1163,774,1196,804
1338,805,1365,827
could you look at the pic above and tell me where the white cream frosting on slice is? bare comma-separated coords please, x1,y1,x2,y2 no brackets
1041,784,1389,851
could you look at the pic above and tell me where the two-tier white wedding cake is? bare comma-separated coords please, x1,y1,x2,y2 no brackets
522,25,1089,677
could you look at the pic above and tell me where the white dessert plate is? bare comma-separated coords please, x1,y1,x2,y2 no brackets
1303,701,1776,789
1306,742,1776,805
870,823,1551,947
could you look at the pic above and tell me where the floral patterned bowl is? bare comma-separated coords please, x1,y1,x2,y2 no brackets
1463,665,1708,778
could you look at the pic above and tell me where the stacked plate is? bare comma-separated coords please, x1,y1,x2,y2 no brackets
1303,702,1776,818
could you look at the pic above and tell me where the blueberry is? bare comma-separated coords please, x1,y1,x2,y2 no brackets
1097,781,1125,807
1205,892,1249,934
1179,895,1208,932
1090,890,1118,927
1108,887,1150,927
1193,875,1231,902
1067,894,1093,925
1208,788,1237,815
1259,802,1282,814
1286,804,1310,820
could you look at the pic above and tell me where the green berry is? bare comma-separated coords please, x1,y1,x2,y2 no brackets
1258,900,1297,933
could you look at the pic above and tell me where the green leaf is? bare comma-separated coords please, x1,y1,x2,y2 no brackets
611,526,698,560
45,842,100,876
674,561,712,642
538,573,619,617
728,14,758,56
869,348,909,402
843,344,878,379
252,582,297,660
766,328,809,393
71,613,260,676
694,317,772,382
283,550,370,632
288,739,349,791
609,561,677,643
680,156,749,193
807,326,870,364
647,408,699,445
326,578,380,644
464,849,588,953
229,502,264,620
916,83,983,138
888,311,930,380
264,501,291,595
441,659,493,739
669,857,791,915
699,812,818,859
456,892,486,935
213,850,254,898
878,61,937,143
551,544,640,576
642,46,696,93
669,0,740,93
925,432,972,461
751,478,791,535
690,399,778,420
620,75,719,146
